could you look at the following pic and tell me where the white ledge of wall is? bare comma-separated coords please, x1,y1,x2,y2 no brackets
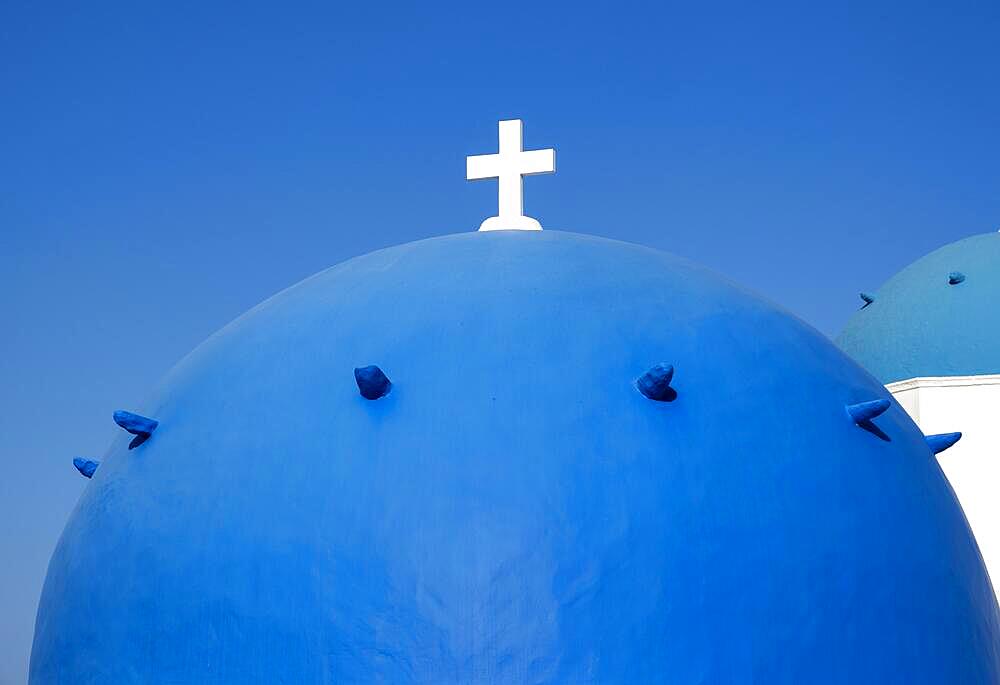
886,374,1000,589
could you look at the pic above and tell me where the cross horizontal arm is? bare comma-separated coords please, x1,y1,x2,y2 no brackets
519,148,555,176
466,153,501,181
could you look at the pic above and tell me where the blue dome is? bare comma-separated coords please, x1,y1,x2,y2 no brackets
838,232,1000,384
32,231,1000,683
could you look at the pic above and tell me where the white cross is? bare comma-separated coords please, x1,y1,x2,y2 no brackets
466,119,555,231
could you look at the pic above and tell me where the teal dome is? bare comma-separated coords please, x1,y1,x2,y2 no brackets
838,232,1000,384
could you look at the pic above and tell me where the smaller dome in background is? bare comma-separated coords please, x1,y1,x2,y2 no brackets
837,231,1000,384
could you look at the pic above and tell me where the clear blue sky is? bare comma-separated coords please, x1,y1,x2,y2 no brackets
2,1,998,681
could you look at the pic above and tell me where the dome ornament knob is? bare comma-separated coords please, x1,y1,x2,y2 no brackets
354,365,392,400
846,398,891,425
72,457,99,478
113,410,159,449
466,119,555,232
926,432,962,455
636,363,677,402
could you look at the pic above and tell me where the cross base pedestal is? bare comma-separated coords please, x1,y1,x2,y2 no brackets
478,215,543,232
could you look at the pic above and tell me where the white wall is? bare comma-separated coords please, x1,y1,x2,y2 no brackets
888,374,1000,590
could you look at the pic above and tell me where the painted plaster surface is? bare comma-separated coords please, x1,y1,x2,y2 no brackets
32,231,1000,683
838,232,1000,384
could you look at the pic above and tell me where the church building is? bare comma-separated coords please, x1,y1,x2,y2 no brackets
29,122,1000,684
838,231,1000,589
